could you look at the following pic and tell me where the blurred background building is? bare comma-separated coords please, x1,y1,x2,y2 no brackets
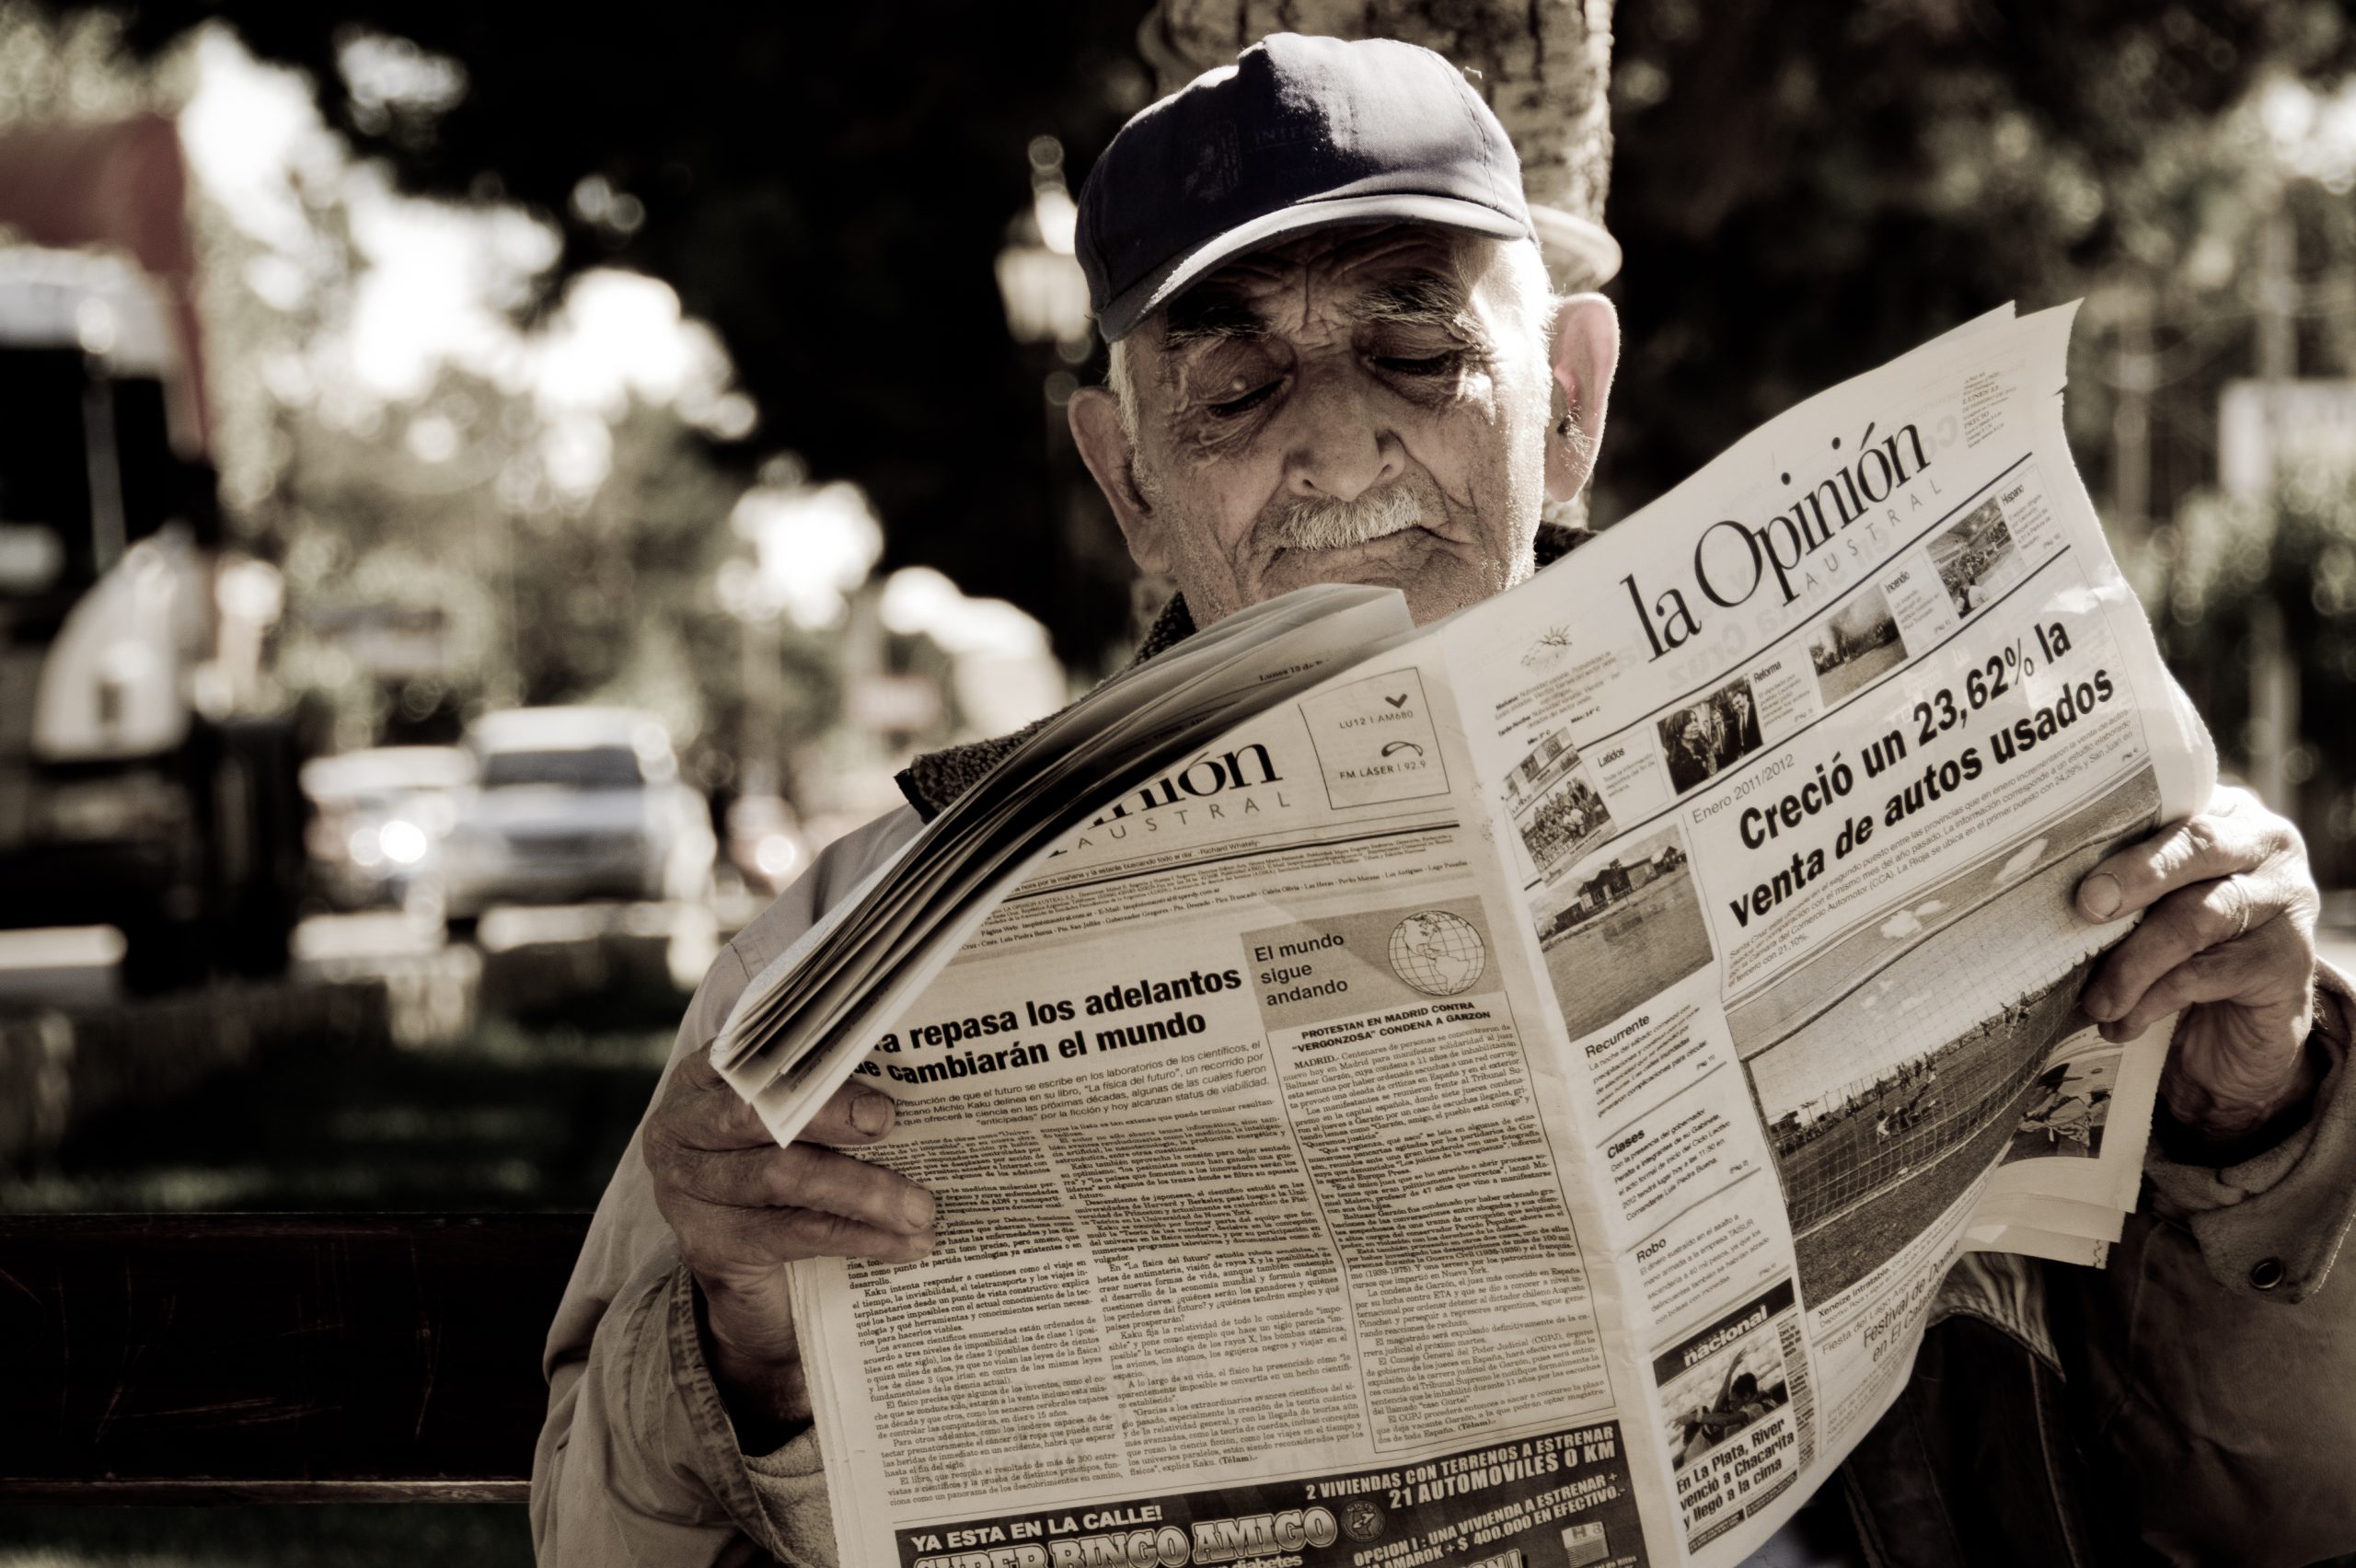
4,1,2356,1562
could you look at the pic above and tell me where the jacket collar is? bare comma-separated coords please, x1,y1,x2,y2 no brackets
895,521,1593,822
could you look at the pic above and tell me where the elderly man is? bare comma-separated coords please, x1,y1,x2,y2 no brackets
533,35,2355,1568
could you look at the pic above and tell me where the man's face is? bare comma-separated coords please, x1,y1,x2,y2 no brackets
1089,225,1561,627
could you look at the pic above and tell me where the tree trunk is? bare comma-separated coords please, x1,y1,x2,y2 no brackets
1137,0,1616,287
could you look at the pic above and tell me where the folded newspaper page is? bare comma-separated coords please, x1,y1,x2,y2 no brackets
723,303,2212,1568
717,582,1418,1141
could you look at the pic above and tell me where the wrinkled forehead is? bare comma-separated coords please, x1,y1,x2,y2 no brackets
1148,222,1492,350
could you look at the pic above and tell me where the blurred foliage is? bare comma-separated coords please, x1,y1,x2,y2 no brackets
225,185,852,784
86,0,1161,669
271,367,752,744
1601,0,2356,502
1603,0,2356,877
22,0,2356,861
2165,455,2356,831
0,1,157,120
2168,457,2356,641
0,2,878,792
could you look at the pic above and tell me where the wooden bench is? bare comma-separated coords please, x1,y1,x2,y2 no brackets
0,1213,590,1502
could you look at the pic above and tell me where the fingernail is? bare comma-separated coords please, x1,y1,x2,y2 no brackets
2085,990,2116,1021
902,1188,937,1230
2080,874,2120,919
850,1091,894,1136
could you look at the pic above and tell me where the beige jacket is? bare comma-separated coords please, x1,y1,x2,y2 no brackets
529,800,2356,1567
530,808,919,1568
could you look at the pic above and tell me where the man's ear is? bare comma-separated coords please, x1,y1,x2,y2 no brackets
1068,387,1170,575
1546,294,1621,504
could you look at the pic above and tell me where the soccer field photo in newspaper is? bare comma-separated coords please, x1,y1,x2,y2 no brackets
1505,728,1615,877
2004,1039,2119,1162
1807,587,1910,706
1658,675,1765,795
1732,767,2164,1302
1927,495,2026,617
1530,825,1714,1040
1760,961,2095,1304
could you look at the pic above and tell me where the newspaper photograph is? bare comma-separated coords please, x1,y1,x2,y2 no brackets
1530,824,1711,1044
2008,1047,2119,1162
736,302,2217,1568
1728,769,2154,1302
1649,1279,1812,1551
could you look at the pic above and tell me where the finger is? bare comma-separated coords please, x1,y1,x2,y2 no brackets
2097,922,2303,1041
694,1201,938,1279
659,1047,781,1150
2077,802,2268,922
2099,948,2243,1041
798,1079,901,1147
768,1205,939,1264
680,1141,938,1235
667,1049,901,1151
2082,876,2267,1025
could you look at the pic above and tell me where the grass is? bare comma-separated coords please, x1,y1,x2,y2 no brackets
3,1004,676,1216
0,995,682,1567
1777,974,2085,1305
1542,870,1716,1040
1815,639,1907,705
1789,1085,2034,1309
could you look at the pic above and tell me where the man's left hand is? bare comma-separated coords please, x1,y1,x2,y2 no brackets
2076,786,2323,1145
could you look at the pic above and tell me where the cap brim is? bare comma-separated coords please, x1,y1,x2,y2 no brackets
1530,204,1622,289
1094,192,1531,342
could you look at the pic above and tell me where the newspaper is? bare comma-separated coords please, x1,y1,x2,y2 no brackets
720,303,2212,1568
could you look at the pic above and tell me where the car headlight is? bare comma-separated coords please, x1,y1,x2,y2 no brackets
378,818,430,866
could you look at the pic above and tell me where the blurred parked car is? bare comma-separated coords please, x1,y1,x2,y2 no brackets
299,745,472,911
422,708,716,938
0,243,308,992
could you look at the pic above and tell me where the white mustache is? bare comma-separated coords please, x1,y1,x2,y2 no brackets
1271,486,1425,550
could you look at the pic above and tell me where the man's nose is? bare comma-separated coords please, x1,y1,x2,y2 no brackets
1281,367,1403,502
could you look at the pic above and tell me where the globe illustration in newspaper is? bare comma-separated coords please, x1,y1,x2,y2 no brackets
1388,911,1488,997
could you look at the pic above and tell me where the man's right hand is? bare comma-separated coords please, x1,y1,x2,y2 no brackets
644,1052,937,1449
